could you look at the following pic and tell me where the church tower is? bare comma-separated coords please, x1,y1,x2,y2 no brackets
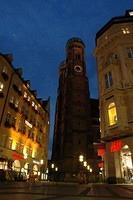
52,38,94,181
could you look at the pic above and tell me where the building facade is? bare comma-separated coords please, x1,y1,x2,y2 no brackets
52,38,97,181
95,10,133,183
0,53,50,180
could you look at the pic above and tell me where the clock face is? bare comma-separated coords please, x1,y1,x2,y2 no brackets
74,65,83,72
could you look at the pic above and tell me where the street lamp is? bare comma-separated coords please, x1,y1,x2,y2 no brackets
87,165,90,170
51,163,55,169
83,161,87,167
79,155,84,162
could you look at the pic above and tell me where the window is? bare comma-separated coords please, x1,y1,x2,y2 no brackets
108,102,117,126
7,138,13,149
127,47,133,58
105,71,113,89
0,82,4,92
24,92,27,98
20,144,24,153
121,27,130,34
75,54,81,60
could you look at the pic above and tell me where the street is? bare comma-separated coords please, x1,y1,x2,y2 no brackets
0,182,132,200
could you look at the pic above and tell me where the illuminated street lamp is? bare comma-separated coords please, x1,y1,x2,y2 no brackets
79,155,84,162
90,168,92,173
55,167,58,171
83,161,87,167
51,163,55,169
87,165,90,170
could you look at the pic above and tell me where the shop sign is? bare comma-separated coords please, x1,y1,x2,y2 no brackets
98,148,105,156
110,140,123,152
12,152,24,160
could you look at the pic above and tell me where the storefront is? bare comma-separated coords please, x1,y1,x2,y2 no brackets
104,139,133,183
120,145,133,182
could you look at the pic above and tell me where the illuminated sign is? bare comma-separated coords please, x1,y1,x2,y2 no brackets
98,148,105,156
110,140,123,152
12,152,24,160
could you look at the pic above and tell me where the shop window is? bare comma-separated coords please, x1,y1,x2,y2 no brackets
127,47,133,58
108,102,118,126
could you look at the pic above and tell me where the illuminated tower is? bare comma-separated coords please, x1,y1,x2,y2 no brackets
52,38,94,181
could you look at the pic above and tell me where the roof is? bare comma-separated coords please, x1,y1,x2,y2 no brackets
95,10,133,44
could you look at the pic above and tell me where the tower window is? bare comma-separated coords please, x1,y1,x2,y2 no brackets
108,102,117,126
105,71,113,89
75,54,81,60
127,47,133,58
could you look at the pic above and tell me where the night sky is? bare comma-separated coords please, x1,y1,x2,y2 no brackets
0,0,132,158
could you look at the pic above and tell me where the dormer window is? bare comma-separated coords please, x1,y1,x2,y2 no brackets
121,27,130,34
2,66,9,80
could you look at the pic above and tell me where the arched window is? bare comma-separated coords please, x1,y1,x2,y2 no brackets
108,102,117,126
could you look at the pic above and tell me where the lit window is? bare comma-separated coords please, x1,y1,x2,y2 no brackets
127,47,133,58
0,82,4,92
2,66,8,74
121,27,130,34
24,92,27,98
15,100,19,108
32,101,35,107
35,105,38,110
27,96,30,102
105,71,113,89
7,138,13,149
10,96,14,103
108,102,118,126
128,11,133,16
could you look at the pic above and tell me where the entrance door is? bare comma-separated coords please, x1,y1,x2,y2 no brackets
120,145,133,182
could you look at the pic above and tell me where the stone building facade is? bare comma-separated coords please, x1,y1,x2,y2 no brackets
95,10,133,183
0,53,50,180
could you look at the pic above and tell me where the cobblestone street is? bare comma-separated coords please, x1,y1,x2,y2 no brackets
0,182,133,200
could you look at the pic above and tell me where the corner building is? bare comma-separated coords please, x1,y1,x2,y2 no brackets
0,53,50,180
52,38,95,181
95,10,133,183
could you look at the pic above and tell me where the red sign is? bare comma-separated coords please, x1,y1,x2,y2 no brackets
12,152,24,160
98,148,105,156
110,140,123,152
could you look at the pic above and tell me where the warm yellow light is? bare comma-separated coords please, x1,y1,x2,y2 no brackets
12,141,16,150
83,161,87,167
40,159,44,164
108,102,117,126
55,167,58,171
90,168,92,172
24,153,27,159
79,155,84,162
51,163,55,168
87,165,90,170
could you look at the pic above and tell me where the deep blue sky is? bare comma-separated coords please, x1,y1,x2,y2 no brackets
0,0,132,158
